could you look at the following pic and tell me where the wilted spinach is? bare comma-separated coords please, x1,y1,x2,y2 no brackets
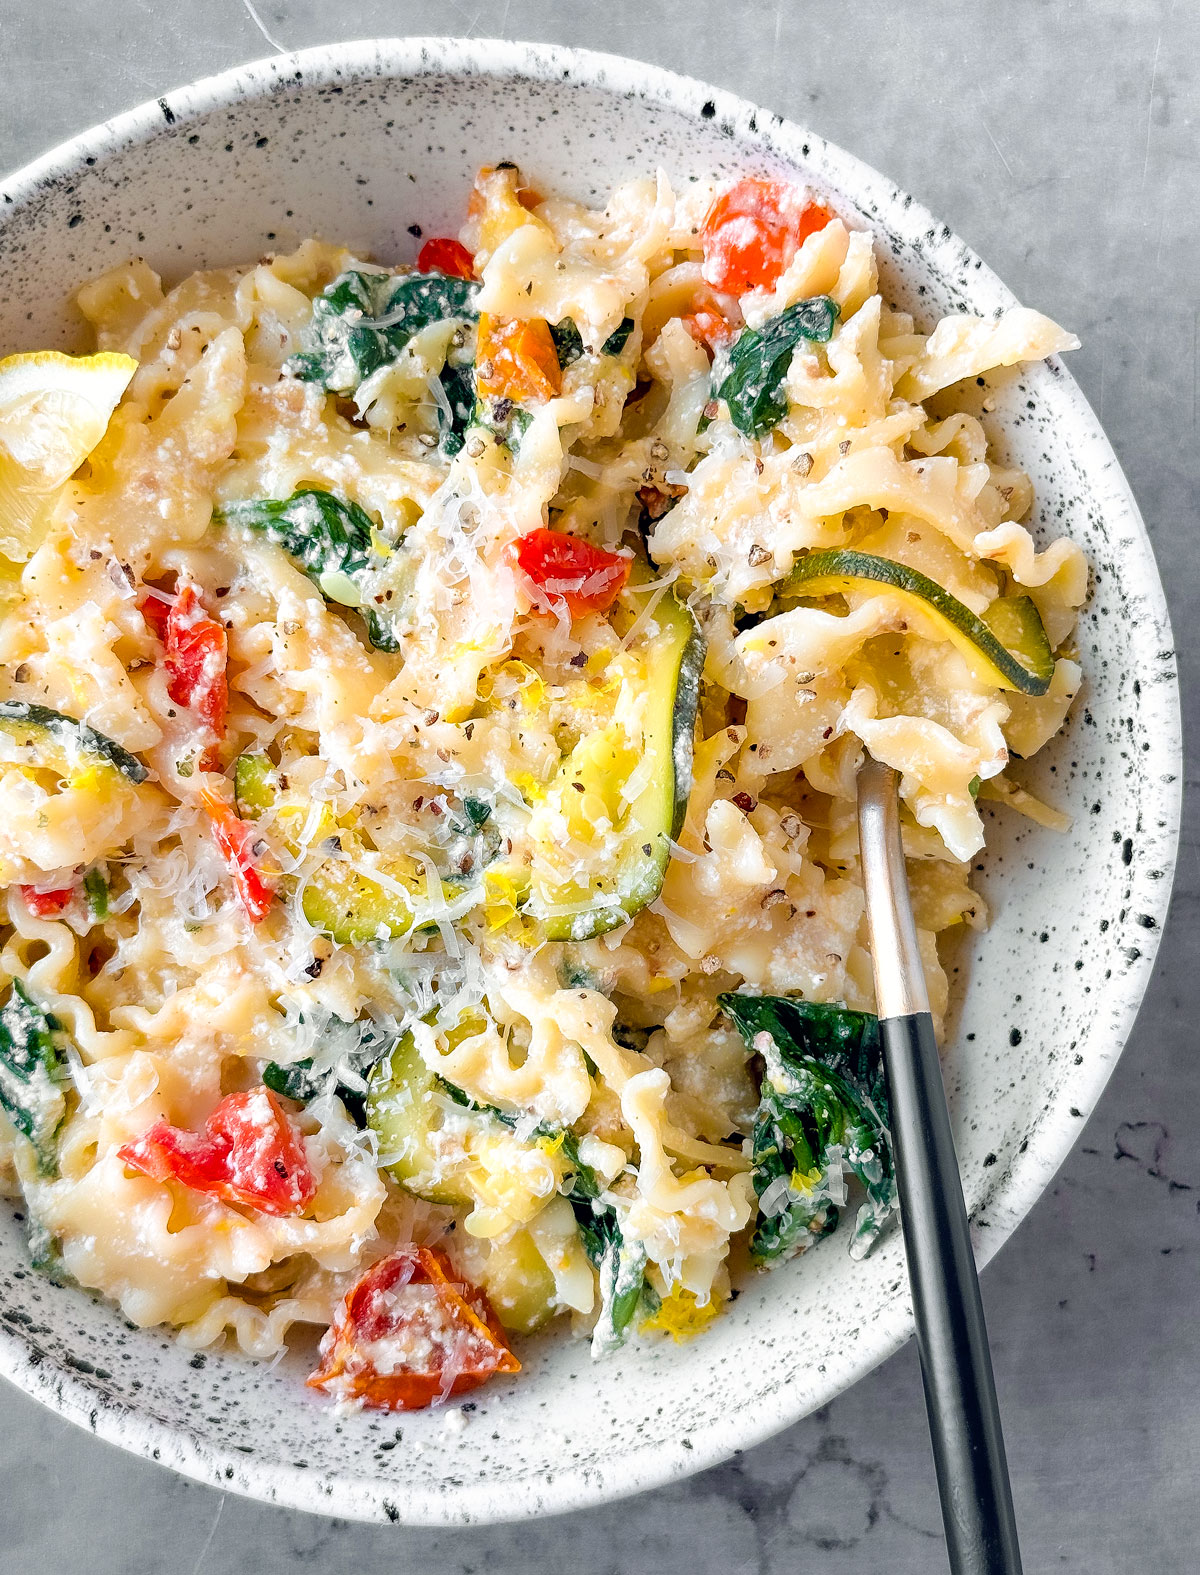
286,268,480,453
719,993,896,1262
550,317,585,368
263,1011,397,1127
0,980,69,1176
217,488,401,651
716,295,839,438
287,268,478,393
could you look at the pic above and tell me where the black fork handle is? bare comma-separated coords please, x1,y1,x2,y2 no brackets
857,754,1023,1574
882,1010,1023,1575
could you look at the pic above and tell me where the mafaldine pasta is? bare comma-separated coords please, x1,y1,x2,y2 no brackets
0,166,1085,1409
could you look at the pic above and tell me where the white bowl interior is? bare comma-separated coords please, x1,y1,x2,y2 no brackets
0,39,1181,1525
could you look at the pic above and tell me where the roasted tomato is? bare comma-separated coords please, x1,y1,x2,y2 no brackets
416,237,476,280
475,314,562,404
700,177,835,295
144,580,228,771
308,1245,521,1410
198,783,275,924
514,527,631,617
20,885,74,918
118,1086,316,1216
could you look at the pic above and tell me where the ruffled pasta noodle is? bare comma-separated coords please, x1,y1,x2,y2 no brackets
0,164,1085,1393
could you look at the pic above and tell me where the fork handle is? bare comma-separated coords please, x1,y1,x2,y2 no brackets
882,1009,1023,1575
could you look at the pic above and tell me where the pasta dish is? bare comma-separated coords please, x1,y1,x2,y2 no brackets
0,165,1085,1409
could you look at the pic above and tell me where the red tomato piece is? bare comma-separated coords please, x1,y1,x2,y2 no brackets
143,580,228,771
416,237,476,280
198,783,275,924
308,1245,520,1410
118,1086,316,1216
700,177,835,295
140,591,171,640
514,528,630,617
20,885,74,919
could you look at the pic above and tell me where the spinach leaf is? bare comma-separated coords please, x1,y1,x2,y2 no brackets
438,356,477,456
217,488,400,651
719,993,896,1262
559,1151,645,1354
287,268,478,395
717,296,839,438
0,980,69,1176
462,797,493,830
263,1012,396,1128
600,317,635,356
586,1209,647,1355
550,317,585,368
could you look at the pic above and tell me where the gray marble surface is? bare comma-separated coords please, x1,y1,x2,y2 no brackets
0,1,1196,1569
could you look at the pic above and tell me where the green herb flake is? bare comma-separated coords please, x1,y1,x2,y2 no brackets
0,980,70,1176
717,295,839,439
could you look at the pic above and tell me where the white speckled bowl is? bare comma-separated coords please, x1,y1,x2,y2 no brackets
0,37,1182,1526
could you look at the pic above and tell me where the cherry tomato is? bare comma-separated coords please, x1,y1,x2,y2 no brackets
118,1086,316,1216
198,783,275,924
700,177,835,295
308,1245,520,1410
416,237,476,280
144,581,228,771
514,528,631,617
475,314,562,404
20,886,73,919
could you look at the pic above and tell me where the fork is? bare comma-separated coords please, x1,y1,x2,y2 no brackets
857,755,1024,1575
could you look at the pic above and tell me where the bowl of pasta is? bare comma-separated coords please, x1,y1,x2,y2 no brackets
0,37,1180,1525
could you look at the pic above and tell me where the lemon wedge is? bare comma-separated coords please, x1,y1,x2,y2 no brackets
0,349,137,563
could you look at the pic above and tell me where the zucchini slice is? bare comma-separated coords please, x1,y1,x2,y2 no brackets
784,549,1054,696
526,587,705,941
366,1030,475,1204
0,701,148,784
234,753,462,945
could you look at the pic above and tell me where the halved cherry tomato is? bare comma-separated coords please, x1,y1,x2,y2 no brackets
198,783,275,924
700,177,835,295
514,527,631,617
475,314,561,404
118,1086,316,1216
20,886,73,919
144,580,228,772
417,237,476,280
308,1245,520,1410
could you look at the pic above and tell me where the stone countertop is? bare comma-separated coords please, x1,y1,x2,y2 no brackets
0,2,1196,1570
